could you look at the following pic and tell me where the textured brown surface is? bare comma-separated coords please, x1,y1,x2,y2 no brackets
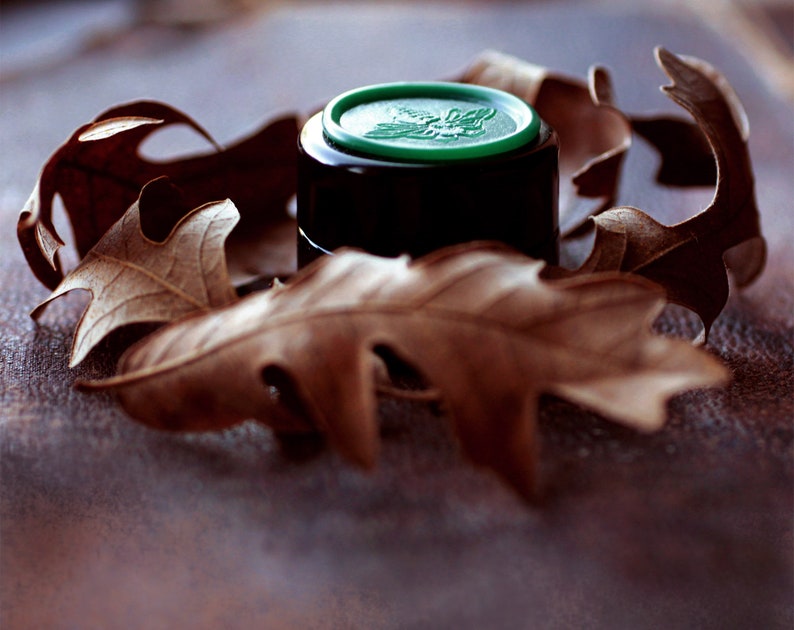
1,2,792,628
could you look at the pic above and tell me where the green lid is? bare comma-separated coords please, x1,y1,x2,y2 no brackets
321,82,540,162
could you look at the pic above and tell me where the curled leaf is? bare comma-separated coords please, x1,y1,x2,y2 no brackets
81,244,728,500
578,47,766,339
33,178,239,367
463,50,632,234
17,101,298,290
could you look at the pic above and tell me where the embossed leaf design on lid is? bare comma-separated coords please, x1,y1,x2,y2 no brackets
364,106,497,142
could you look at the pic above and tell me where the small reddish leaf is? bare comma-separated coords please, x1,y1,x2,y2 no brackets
17,101,297,289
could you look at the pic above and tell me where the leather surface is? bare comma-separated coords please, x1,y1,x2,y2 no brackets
1,3,792,628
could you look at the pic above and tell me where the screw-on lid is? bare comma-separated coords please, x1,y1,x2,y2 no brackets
321,82,540,162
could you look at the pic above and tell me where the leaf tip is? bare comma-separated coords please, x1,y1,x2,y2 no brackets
29,300,48,322
67,341,92,369
654,46,681,71
653,46,680,90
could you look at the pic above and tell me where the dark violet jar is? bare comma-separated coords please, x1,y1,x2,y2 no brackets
297,81,559,267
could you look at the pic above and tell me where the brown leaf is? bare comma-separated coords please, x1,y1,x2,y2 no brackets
577,48,766,339
17,101,298,290
80,244,728,500
463,50,632,235
33,178,239,367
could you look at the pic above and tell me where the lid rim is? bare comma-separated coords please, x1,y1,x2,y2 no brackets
322,82,540,163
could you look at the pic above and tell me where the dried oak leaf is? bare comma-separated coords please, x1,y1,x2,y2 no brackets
33,178,239,367
17,101,298,290
463,50,632,235
577,48,766,339
81,244,728,500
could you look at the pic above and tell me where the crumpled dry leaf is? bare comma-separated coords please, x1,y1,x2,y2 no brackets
81,244,728,499
17,101,297,290
576,47,766,339
33,178,239,367
463,50,632,235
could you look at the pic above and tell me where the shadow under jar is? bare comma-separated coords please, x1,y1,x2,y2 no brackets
297,82,559,267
